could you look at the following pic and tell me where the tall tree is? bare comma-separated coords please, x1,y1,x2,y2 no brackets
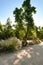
13,0,36,46
4,18,14,38
22,0,36,45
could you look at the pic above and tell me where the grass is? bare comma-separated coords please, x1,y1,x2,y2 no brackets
0,37,21,52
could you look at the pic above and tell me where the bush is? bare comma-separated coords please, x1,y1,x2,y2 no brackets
0,37,21,52
27,38,40,46
33,38,40,44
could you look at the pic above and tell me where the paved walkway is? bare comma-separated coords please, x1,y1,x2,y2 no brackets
0,42,43,65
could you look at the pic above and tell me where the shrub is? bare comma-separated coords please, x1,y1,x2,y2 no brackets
33,38,40,44
27,38,40,45
0,37,21,52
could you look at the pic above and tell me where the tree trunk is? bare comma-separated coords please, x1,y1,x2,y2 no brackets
22,25,29,46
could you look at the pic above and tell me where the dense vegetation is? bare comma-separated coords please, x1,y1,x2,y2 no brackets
0,19,43,40
0,0,43,52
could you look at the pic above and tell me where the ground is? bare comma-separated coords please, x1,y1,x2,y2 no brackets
0,42,43,65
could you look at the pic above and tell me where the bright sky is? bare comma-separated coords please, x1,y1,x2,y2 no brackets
0,0,43,27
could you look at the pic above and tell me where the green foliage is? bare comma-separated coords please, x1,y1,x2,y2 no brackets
36,26,43,39
22,0,36,39
27,29,37,40
15,29,25,40
4,18,14,38
13,5,26,40
0,18,15,40
0,22,4,39
13,0,36,42
13,8,23,23
19,30,25,40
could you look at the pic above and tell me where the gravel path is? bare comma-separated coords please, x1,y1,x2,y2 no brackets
0,42,43,65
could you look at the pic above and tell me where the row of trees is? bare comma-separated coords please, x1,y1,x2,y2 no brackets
0,0,43,41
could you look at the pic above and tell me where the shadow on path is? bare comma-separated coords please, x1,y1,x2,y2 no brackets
0,42,43,65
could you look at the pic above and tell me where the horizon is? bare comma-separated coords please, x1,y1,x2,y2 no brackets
0,0,43,27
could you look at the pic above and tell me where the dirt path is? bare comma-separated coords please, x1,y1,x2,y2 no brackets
0,42,43,65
